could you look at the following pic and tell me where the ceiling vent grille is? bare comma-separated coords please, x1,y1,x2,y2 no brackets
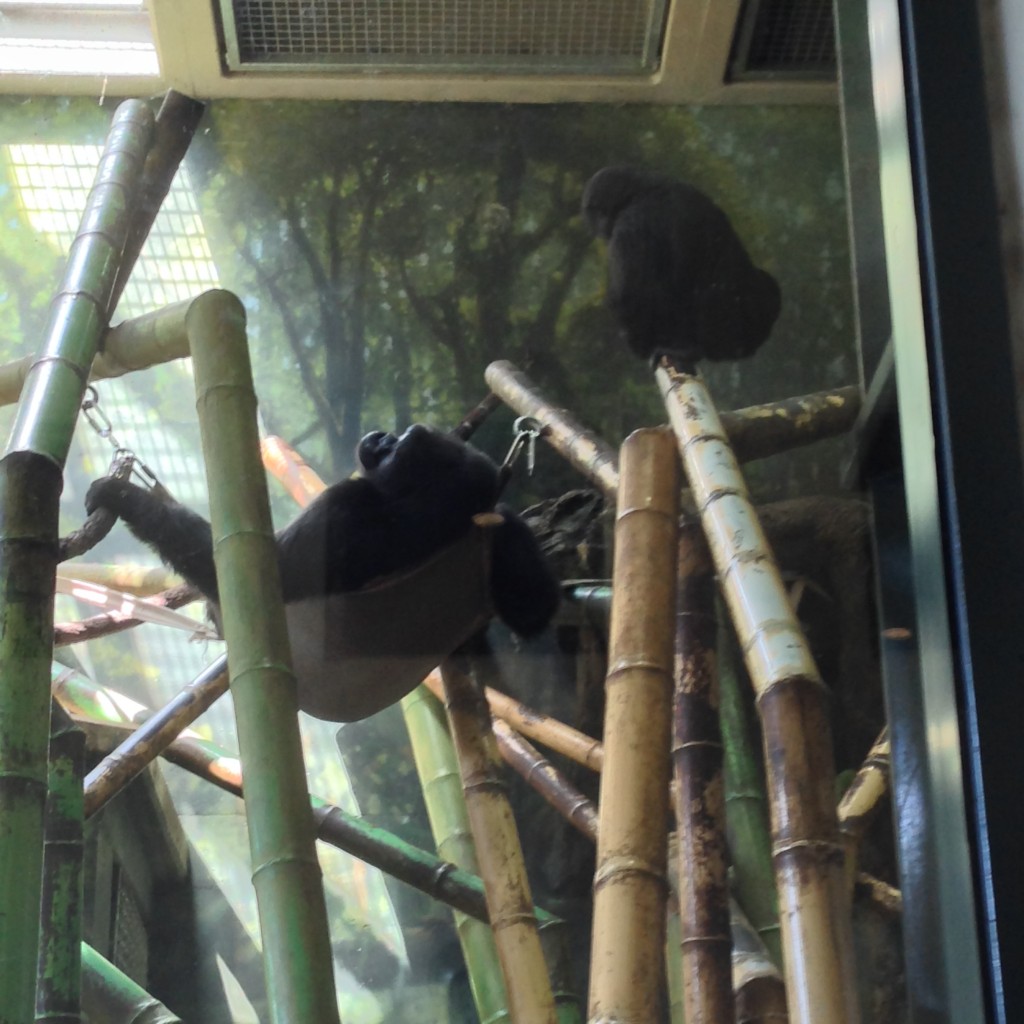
729,0,835,81
219,0,669,74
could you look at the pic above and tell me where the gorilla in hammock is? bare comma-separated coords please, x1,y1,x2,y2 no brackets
581,165,782,369
86,424,561,720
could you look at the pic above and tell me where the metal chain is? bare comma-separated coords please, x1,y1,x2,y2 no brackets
80,385,170,498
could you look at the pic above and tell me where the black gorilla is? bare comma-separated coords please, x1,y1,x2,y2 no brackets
86,424,560,718
581,165,782,368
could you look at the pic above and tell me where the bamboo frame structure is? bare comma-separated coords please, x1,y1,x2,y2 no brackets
486,360,862,499
36,702,86,1024
588,427,679,1024
0,98,154,1023
186,289,340,1023
440,654,558,1024
672,523,733,1024
657,360,859,1024
56,669,511,926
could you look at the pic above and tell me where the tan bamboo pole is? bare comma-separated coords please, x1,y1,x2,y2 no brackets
588,427,679,1024
439,654,558,1024
853,873,902,916
731,898,789,1024
82,656,228,816
491,717,599,842
485,360,620,498
672,522,734,1024
837,727,891,887
657,359,859,1024
54,562,181,596
423,669,604,773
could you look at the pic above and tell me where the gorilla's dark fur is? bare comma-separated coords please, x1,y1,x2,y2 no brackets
582,165,781,368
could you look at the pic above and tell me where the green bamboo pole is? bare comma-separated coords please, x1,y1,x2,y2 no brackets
35,703,85,1024
0,98,153,1024
402,684,511,1024
672,523,733,1024
718,610,782,967
185,289,339,1024
657,360,859,1024
588,427,679,1024
80,943,181,1024
0,301,193,408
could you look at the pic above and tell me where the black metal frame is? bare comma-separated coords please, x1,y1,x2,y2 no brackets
848,2,1024,1022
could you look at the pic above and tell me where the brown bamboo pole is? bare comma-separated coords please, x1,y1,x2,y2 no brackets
485,360,620,498
657,359,860,1024
672,522,734,1024
423,670,604,773
54,582,197,646
588,427,679,1024
186,289,339,1023
82,655,228,817
718,386,862,464
439,653,558,1024
491,717,599,842
837,727,891,887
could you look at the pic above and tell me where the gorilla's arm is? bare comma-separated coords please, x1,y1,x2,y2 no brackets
85,477,219,598
489,505,561,637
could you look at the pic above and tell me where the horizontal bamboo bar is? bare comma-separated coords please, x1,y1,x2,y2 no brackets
657,360,859,1024
719,386,861,464
0,300,194,408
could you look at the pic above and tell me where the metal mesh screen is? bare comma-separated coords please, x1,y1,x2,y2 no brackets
222,0,668,73
730,0,835,80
